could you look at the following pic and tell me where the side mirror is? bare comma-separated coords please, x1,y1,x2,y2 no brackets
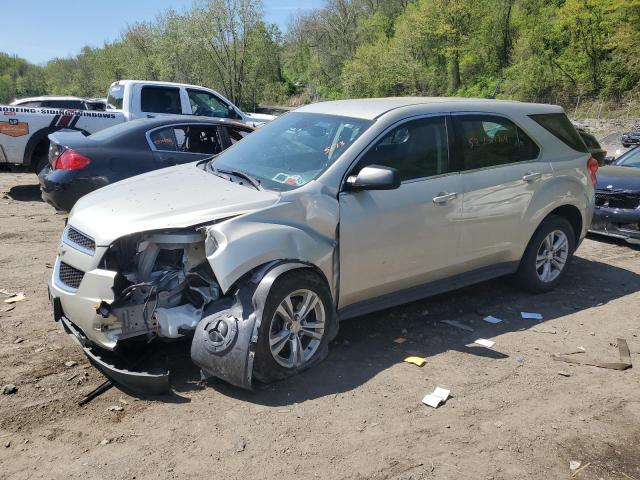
345,165,400,191
603,156,616,165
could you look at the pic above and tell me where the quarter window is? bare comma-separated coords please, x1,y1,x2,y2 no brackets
357,117,449,181
453,115,540,171
141,86,182,114
149,125,223,155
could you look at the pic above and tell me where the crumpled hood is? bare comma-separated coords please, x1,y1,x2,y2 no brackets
596,165,640,192
68,163,280,246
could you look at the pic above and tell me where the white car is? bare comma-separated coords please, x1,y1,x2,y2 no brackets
0,80,275,172
48,97,596,392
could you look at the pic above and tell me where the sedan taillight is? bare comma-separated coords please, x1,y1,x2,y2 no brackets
54,149,91,170
587,156,598,186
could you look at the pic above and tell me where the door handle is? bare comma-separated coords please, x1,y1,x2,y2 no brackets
433,192,458,205
522,172,542,182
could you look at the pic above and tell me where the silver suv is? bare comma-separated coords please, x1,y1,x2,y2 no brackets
48,98,596,391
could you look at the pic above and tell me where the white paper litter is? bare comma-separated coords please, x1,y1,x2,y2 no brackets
421,387,450,408
474,338,495,348
520,311,543,320
482,315,503,324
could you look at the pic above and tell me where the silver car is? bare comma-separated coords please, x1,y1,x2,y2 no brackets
48,98,596,391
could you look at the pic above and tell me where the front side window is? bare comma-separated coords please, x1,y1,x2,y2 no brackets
149,125,223,154
453,115,540,171
356,117,448,181
210,112,373,191
187,89,238,119
141,86,181,114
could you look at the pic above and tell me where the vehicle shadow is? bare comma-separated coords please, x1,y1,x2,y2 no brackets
7,183,42,202
124,254,640,403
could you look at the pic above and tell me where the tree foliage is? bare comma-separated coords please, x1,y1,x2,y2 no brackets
0,0,638,106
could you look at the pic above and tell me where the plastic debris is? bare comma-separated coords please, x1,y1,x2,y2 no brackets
569,461,581,471
393,337,407,344
1,384,17,395
552,338,632,371
404,356,426,367
440,320,474,332
521,311,543,320
4,293,25,304
474,338,495,348
107,405,124,412
482,315,503,324
422,387,450,408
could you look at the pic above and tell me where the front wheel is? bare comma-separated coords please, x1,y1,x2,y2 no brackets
253,270,335,383
516,215,575,293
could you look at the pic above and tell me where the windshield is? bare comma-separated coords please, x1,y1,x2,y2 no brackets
209,112,373,191
616,147,640,168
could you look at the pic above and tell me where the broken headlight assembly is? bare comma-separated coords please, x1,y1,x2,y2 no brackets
96,229,221,345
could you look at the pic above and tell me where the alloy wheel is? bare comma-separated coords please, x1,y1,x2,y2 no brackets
535,230,569,283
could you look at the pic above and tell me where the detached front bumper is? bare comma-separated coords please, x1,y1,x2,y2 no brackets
50,287,170,394
589,206,640,244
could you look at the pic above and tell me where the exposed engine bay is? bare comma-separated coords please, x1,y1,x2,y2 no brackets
95,229,222,344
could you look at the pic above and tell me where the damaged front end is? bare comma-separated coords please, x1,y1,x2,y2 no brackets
590,189,640,245
52,223,315,393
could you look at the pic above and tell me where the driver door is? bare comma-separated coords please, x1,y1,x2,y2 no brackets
338,116,463,310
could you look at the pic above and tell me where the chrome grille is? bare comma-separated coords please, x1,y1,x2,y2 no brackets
65,226,95,254
58,262,85,290
595,191,640,210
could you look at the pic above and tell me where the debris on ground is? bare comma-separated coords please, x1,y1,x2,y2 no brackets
474,338,495,348
64,361,77,368
404,356,426,367
482,315,503,324
422,387,450,408
521,312,543,320
552,338,632,371
3,293,26,304
13,337,24,344
569,460,581,471
533,326,557,334
236,438,247,452
440,320,474,332
107,405,124,412
393,337,407,344
571,462,591,477
557,371,572,377
2,384,17,395
99,439,111,445
1,304,16,313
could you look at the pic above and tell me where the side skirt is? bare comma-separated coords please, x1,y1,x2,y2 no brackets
337,262,519,321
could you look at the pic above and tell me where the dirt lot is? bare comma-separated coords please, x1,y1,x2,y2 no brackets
0,170,639,480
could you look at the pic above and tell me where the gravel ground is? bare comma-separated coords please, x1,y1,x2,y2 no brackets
0,170,639,480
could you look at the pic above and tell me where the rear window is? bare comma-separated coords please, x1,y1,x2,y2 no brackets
107,84,124,110
529,113,588,153
141,86,182,114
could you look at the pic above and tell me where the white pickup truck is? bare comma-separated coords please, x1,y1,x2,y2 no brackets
0,80,275,172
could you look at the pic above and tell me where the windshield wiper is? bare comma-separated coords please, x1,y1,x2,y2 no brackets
210,165,263,190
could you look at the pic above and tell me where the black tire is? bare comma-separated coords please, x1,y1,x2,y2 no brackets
32,155,49,175
253,269,335,383
516,215,575,293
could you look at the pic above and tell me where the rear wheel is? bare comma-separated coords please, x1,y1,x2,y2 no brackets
516,215,575,293
253,270,334,383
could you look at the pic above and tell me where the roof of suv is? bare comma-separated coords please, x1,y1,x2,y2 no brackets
296,97,563,120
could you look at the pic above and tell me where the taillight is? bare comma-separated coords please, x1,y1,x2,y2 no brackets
587,156,598,186
54,149,91,170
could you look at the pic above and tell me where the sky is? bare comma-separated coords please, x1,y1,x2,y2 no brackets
1,0,325,64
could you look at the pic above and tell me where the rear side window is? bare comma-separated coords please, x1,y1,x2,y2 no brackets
149,125,223,155
141,87,182,114
453,115,540,171
529,113,588,153
357,117,448,181
107,84,124,110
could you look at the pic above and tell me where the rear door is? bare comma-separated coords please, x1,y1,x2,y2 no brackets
452,113,551,270
147,124,225,167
